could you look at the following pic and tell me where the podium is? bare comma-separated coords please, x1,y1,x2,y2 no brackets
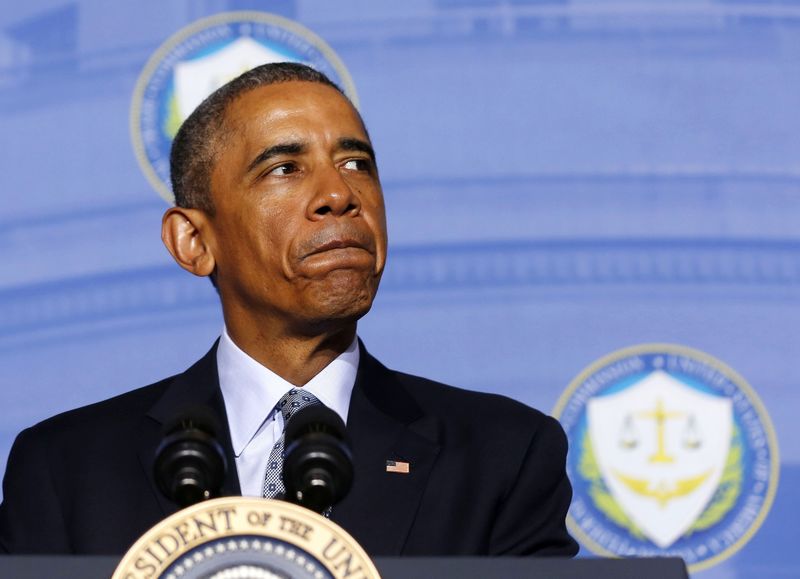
0,500,689,578
0,555,688,578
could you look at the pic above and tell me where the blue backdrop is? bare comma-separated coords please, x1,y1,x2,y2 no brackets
1,1,799,577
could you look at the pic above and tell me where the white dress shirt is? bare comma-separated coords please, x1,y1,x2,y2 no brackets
216,328,358,497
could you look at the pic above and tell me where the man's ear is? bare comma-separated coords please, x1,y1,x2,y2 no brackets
161,207,216,277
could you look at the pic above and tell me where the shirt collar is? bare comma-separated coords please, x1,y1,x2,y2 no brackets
217,327,358,456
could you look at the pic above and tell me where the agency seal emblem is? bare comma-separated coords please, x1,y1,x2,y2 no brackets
113,497,380,579
553,344,779,571
130,11,357,203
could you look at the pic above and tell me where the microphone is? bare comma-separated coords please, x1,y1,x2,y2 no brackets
283,405,353,513
154,407,227,508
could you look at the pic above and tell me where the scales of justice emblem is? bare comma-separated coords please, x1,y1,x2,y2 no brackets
587,370,732,548
555,344,779,571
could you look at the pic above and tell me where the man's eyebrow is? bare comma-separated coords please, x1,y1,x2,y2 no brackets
246,142,306,173
338,137,375,162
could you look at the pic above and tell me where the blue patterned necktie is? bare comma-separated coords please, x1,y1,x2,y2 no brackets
262,388,321,499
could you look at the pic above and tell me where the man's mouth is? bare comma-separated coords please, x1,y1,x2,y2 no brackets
306,238,369,256
301,229,375,261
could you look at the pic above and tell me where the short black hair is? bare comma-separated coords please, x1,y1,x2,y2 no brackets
169,62,346,213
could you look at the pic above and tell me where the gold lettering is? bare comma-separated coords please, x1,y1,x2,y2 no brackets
279,515,313,540
173,521,194,546
144,545,164,565
193,511,219,538
322,537,346,560
333,552,362,578
322,538,363,578
247,510,272,527
133,556,157,577
153,533,181,559
217,507,236,531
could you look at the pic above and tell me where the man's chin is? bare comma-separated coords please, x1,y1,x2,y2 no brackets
301,275,379,328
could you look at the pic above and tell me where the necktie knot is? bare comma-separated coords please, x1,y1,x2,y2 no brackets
276,388,321,424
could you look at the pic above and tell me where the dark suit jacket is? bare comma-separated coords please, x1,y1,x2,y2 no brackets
0,343,578,557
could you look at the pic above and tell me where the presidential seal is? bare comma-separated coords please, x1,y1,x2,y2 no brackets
113,497,380,579
130,11,358,203
553,344,779,571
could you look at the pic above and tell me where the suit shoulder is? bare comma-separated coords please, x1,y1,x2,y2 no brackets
23,375,176,441
392,369,557,433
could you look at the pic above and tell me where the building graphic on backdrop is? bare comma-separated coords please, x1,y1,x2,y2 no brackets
554,344,779,572
130,11,357,203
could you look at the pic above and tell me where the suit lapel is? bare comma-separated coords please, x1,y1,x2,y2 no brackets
332,346,441,555
136,343,241,518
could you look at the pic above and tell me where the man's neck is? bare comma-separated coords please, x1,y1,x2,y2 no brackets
223,321,357,386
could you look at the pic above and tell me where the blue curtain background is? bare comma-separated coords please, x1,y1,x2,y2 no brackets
1,1,798,576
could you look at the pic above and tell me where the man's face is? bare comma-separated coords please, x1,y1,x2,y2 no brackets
205,81,387,333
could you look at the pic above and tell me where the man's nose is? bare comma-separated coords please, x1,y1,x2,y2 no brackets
307,165,361,219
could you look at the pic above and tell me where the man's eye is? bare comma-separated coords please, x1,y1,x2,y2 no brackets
269,163,297,176
342,159,371,172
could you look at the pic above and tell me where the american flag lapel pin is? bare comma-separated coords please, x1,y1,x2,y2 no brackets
385,459,410,474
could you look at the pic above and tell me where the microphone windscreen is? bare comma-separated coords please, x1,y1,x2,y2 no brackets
285,404,346,445
155,405,228,507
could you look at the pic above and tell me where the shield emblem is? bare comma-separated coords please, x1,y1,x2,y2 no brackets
173,37,294,120
587,370,733,547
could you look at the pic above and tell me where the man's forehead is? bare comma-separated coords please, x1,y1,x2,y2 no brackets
224,81,363,133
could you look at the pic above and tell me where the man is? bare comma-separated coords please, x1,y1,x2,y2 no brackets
0,63,578,557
